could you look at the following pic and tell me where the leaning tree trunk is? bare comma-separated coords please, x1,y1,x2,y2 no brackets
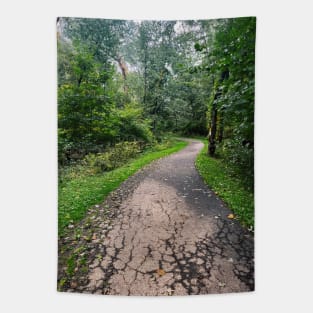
116,56,128,92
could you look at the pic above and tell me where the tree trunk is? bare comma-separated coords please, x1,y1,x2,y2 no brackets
218,109,224,143
116,56,128,92
208,70,228,156
208,89,222,156
143,50,147,105
208,101,217,156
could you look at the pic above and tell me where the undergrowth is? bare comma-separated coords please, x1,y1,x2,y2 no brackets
195,138,254,229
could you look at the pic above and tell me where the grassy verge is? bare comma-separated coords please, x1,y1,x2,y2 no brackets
58,139,187,237
195,138,254,229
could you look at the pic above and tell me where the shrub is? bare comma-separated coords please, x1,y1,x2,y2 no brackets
219,137,254,189
84,153,113,172
83,141,142,173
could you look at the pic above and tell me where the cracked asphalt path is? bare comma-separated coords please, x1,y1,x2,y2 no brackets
59,139,254,295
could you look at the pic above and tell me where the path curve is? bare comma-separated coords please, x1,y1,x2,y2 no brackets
59,139,254,295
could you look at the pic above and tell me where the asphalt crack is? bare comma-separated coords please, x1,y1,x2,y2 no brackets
58,139,254,295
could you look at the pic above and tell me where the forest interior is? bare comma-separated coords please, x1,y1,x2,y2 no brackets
57,17,255,295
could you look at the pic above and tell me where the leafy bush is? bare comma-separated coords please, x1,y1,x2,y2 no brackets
152,136,176,151
84,153,113,172
219,137,254,189
83,141,142,173
110,141,141,167
116,103,154,143
58,132,75,166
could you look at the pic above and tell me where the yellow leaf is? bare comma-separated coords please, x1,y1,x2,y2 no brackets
227,213,235,219
156,269,166,276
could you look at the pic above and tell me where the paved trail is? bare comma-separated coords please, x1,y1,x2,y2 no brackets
59,139,254,295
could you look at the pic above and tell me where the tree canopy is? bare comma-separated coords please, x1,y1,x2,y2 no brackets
57,17,255,183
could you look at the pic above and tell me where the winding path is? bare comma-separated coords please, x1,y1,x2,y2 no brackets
59,139,254,295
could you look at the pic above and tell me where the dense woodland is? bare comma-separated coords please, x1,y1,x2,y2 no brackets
57,17,255,186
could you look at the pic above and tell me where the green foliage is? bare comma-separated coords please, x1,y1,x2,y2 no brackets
195,139,254,229
209,17,255,140
58,41,118,163
219,138,254,188
57,34,154,165
193,17,255,178
83,152,113,173
115,103,154,143
83,141,141,173
136,21,185,133
60,17,128,65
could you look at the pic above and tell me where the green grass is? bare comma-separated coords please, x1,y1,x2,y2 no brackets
58,139,187,237
195,138,254,229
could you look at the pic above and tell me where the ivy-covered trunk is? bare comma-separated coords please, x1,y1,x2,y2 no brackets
217,109,224,143
208,95,218,156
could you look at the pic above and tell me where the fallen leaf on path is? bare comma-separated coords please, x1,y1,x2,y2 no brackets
227,213,235,219
156,269,166,276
